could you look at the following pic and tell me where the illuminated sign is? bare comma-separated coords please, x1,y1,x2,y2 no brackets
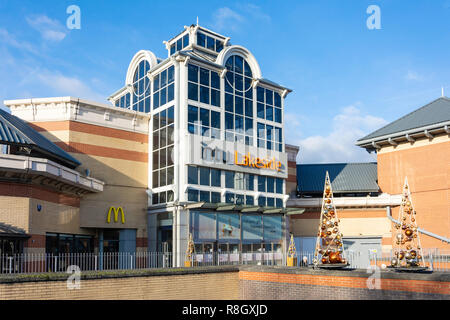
234,151,282,172
107,207,125,224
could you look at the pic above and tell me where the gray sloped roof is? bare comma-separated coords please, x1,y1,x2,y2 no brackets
0,108,81,168
297,163,379,193
358,97,450,142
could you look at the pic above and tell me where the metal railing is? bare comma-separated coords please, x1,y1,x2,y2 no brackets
368,249,450,271
1,249,448,274
291,250,362,268
0,251,284,274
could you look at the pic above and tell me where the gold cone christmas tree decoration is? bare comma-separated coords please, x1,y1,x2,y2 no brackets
287,234,298,266
184,233,195,267
313,171,347,267
390,177,425,269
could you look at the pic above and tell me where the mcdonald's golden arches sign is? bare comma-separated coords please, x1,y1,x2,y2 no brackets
107,206,125,224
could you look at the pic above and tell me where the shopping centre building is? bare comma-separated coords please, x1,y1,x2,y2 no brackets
1,24,300,266
1,24,448,268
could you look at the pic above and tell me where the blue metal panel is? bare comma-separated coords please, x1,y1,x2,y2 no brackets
297,163,379,193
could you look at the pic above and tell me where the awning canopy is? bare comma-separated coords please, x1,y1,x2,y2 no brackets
0,222,30,239
181,202,306,215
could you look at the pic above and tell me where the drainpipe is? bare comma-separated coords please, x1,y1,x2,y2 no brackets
386,206,450,243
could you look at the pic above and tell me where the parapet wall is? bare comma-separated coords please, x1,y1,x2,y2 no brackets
0,266,448,300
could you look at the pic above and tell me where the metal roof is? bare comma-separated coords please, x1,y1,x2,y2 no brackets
297,163,379,193
0,108,81,168
358,97,450,142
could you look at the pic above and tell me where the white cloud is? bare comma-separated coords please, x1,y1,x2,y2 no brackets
212,7,245,32
26,15,66,42
241,4,271,23
405,70,423,81
210,4,271,33
288,103,387,164
33,71,107,102
0,28,38,54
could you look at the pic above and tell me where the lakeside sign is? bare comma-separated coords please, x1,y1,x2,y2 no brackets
187,134,288,178
234,151,282,172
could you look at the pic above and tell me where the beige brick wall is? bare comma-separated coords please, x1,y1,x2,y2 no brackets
0,272,239,300
0,196,30,232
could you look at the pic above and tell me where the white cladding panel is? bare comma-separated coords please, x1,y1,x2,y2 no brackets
184,133,288,179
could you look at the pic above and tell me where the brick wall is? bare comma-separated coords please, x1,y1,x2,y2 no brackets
0,268,240,300
377,135,450,249
1,266,448,300
239,266,450,300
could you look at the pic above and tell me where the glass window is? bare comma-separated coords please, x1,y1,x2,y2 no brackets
188,83,198,101
183,34,189,48
225,112,233,130
276,179,283,194
188,189,199,202
246,195,254,206
197,32,206,47
211,192,221,203
200,85,209,104
267,177,275,193
224,55,254,146
211,111,220,129
225,171,234,189
200,68,209,86
258,196,266,207
211,72,220,89
188,64,198,82
246,174,254,191
258,175,266,192
225,192,235,204
211,169,221,187
234,172,244,190
200,108,210,126
188,166,198,184
276,198,283,208
188,105,198,124
200,190,210,202
199,167,210,186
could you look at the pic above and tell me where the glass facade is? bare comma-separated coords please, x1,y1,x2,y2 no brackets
196,31,224,53
153,65,175,110
186,165,284,207
188,64,221,107
224,55,254,145
170,33,189,55
132,60,151,112
190,211,283,251
45,233,94,254
152,106,175,190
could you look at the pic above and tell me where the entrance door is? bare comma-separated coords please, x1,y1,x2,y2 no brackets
343,237,381,269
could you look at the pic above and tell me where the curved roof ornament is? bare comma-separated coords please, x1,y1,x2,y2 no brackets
215,45,262,79
125,50,158,86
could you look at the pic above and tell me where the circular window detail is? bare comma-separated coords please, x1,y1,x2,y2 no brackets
225,55,253,93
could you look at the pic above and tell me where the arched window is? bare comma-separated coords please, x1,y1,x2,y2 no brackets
131,60,151,112
224,55,254,146
224,55,253,94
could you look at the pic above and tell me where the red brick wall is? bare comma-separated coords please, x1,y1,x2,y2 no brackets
0,182,80,207
240,267,450,300
377,140,450,249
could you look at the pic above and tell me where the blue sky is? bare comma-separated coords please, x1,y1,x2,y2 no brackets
1,0,449,163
